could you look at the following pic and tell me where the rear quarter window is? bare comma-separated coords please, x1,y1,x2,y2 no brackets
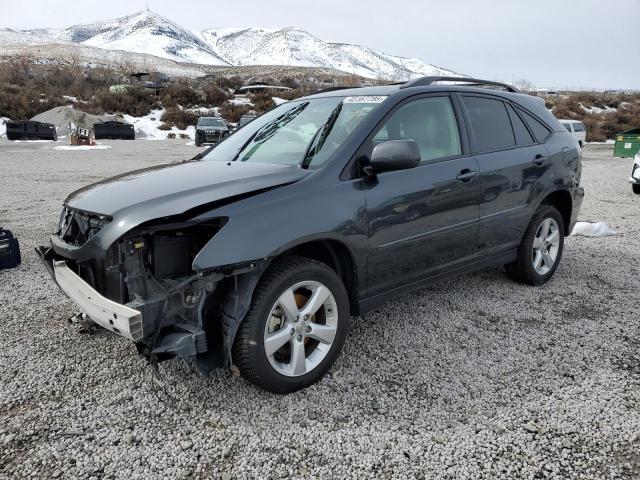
563,123,572,132
517,108,552,143
506,104,534,146
573,122,586,132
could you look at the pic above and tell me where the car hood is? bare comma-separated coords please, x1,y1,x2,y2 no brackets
65,160,310,220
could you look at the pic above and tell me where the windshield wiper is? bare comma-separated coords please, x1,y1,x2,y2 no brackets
232,102,309,162
300,101,343,169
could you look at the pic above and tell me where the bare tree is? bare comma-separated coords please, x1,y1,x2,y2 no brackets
513,77,535,92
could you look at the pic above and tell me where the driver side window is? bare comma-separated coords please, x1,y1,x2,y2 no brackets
372,97,462,163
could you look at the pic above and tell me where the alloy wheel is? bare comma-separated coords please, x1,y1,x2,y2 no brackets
532,217,560,275
263,281,338,377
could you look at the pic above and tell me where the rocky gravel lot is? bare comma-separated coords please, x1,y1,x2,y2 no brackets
0,141,639,479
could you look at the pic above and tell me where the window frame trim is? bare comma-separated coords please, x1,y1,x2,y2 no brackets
456,92,554,155
348,92,471,177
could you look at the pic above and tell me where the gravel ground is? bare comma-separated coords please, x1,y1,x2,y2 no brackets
1,141,639,479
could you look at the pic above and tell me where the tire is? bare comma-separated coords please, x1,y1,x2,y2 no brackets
505,205,565,286
195,136,202,147
232,256,350,393
633,184,640,195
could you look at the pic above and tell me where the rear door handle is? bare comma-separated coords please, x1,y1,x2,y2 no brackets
456,169,478,182
533,154,547,167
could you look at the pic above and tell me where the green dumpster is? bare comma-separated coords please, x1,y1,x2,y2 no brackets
613,128,640,158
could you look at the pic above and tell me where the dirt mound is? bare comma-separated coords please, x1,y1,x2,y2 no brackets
30,106,128,137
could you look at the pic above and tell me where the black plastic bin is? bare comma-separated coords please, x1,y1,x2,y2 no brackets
94,121,135,140
6,121,57,141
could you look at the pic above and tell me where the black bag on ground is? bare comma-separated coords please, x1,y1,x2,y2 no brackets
0,229,21,270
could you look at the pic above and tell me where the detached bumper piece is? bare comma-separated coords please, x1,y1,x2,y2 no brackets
52,259,144,342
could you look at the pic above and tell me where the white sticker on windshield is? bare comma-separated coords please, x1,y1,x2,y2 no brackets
343,96,387,104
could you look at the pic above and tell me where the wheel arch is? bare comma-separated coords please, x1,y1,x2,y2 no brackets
538,189,573,236
199,237,360,371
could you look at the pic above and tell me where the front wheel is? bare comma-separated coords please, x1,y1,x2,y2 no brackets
633,184,640,195
506,205,565,286
232,256,350,393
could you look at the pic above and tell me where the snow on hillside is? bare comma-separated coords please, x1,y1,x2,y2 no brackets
3,10,462,80
57,11,228,66
202,26,459,80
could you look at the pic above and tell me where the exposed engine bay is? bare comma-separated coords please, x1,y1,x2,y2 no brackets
39,211,265,373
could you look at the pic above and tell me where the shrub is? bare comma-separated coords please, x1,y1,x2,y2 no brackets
249,91,275,114
219,102,251,123
203,84,229,107
160,107,198,130
548,92,640,142
167,133,176,139
161,81,202,108
88,86,158,116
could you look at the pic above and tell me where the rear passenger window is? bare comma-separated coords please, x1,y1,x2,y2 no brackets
372,96,461,163
506,104,534,146
517,108,552,142
462,96,515,152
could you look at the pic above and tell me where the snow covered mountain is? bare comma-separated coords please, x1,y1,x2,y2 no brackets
3,10,462,80
201,27,458,80
56,11,228,66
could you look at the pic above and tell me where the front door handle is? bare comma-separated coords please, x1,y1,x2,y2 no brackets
456,169,478,182
532,154,547,166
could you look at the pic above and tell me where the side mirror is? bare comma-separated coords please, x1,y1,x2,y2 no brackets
368,140,421,174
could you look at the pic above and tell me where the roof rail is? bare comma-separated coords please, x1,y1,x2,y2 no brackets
400,76,520,93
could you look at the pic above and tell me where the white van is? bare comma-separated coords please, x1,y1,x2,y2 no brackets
559,120,586,147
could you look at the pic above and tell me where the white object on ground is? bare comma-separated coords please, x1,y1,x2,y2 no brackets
571,222,617,237
54,144,112,151
0,117,9,137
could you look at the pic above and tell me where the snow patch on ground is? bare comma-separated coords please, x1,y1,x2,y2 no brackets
580,103,617,114
571,222,617,237
0,117,9,138
54,144,112,151
122,109,195,140
586,140,616,145
229,96,252,106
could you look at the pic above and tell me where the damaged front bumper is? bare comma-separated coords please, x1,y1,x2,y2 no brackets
36,244,211,360
36,246,143,341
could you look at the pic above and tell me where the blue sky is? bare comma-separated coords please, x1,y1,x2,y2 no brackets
2,0,639,89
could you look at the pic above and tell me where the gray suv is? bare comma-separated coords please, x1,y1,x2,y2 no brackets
37,77,584,393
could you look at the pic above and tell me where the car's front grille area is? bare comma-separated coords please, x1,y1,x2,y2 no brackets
57,207,111,247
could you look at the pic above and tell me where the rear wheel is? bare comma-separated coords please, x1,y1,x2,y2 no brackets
506,205,564,286
633,184,640,195
233,256,350,393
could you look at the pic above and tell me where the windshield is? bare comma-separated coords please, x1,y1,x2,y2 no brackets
202,96,386,168
199,118,225,127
